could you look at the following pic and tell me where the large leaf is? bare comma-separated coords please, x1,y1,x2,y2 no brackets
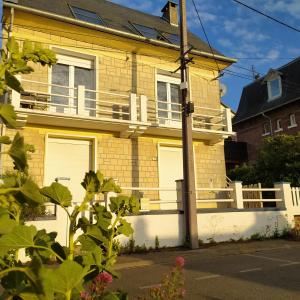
100,178,122,193
93,204,112,231
116,219,133,237
0,135,11,144
0,212,17,234
0,104,17,128
41,260,86,297
5,70,23,93
81,171,100,193
8,132,28,171
0,225,37,255
19,179,47,205
41,182,72,207
86,226,108,244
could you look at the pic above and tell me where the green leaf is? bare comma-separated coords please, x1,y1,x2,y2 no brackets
41,182,72,207
5,70,23,93
81,171,100,193
0,212,17,234
93,204,112,231
19,179,46,205
8,132,28,171
41,260,87,297
86,226,108,244
0,104,17,128
0,135,11,144
117,219,133,237
0,225,37,255
100,178,121,193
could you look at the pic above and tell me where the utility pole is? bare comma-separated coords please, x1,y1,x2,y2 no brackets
179,0,198,249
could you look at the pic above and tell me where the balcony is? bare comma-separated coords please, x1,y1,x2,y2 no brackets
10,78,233,141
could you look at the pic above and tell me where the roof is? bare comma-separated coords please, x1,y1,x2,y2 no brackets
6,0,225,58
234,57,300,124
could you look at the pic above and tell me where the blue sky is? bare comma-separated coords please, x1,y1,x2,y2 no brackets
110,0,300,111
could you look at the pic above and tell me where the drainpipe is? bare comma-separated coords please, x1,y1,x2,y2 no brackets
0,6,14,177
262,112,273,136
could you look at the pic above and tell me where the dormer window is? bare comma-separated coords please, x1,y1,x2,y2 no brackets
267,77,282,101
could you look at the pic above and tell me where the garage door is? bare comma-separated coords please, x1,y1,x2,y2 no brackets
159,146,183,209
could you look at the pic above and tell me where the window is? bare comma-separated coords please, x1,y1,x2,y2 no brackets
71,6,104,25
131,23,166,41
267,77,282,100
275,118,282,132
162,32,181,45
288,113,297,128
51,53,96,116
262,122,270,136
157,74,181,125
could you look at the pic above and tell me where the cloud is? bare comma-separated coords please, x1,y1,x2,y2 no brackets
266,49,280,60
218,38,233,48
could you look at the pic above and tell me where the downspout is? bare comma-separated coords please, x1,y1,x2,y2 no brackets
0,6,14,177
262,112,273,136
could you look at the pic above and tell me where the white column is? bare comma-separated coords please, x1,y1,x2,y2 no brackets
130,93,137,122
77,85,85,116
140,95,148,123
224,108,233,133
230,181,244,209
274,182,293,211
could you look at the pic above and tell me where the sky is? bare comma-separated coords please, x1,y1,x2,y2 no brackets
110,0,300,111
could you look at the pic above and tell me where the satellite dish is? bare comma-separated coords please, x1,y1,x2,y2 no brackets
220,83,227,97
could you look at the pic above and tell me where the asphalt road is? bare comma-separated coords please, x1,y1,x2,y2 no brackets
111,240,300,299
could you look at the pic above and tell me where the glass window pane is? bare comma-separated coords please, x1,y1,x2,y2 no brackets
51,64,69,113
75,67,96,117
72,6,104,25
157,81,168,119
270,79,280,98
133,24,165,40
170,83,180,120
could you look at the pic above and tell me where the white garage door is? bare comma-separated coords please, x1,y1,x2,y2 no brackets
159,146,183,209
44,138,93,203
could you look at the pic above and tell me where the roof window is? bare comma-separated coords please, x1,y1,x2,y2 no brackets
131,23,166,41
162,32,181,45
71,6,105,26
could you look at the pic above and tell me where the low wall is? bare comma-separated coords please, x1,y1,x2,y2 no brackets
26,208,293,248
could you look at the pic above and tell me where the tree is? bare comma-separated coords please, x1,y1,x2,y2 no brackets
228,134,300,187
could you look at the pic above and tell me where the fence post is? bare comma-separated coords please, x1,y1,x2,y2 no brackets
176,179,184,211
230,181,244,209
77,85,85,116
140,95,148,123
274,182,293,211
130,93,137,122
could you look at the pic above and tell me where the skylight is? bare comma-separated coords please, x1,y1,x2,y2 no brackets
131,23,166,41
162,32,181,45
71,6,104,26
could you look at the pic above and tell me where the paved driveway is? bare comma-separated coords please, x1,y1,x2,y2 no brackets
111,240,300,299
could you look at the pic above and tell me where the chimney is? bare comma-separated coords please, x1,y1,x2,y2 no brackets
161,1,178,26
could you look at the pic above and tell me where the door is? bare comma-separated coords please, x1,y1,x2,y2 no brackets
44,137,93,244
159,146,183,209
51,54,96,115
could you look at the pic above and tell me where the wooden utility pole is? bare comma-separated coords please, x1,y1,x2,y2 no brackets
179,0,199,249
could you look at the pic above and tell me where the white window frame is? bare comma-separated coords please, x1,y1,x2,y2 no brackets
288,113,297,129
274,118,283,133
262,122,271,136
156,74,181,127
48,48,98,115
267,76,282,101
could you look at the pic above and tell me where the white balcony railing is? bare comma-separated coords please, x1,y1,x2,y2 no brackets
10,78,233,137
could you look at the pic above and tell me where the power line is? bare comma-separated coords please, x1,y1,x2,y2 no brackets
232,0,300,33
190,0,220,72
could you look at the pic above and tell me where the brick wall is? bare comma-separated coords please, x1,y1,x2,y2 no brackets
234,101,300,161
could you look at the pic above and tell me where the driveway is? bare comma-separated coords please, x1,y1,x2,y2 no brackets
111,240,300,299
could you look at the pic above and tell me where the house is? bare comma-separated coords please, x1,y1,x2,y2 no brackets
233,59,300,161
2,0,235,215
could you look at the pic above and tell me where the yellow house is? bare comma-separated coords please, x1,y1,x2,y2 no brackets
2,0,235,212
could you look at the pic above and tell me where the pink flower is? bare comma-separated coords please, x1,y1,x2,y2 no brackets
175,256,185,268
80,291,91,300
96,271,113,284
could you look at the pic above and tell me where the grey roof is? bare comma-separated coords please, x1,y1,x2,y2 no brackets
9,0,223,56
234,57,300,124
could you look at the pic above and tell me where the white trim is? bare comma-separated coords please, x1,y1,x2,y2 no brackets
288,113,297,128
267,76,282,101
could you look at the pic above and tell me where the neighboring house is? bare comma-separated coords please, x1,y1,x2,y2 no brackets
2,0,235,212
233,59,300,161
